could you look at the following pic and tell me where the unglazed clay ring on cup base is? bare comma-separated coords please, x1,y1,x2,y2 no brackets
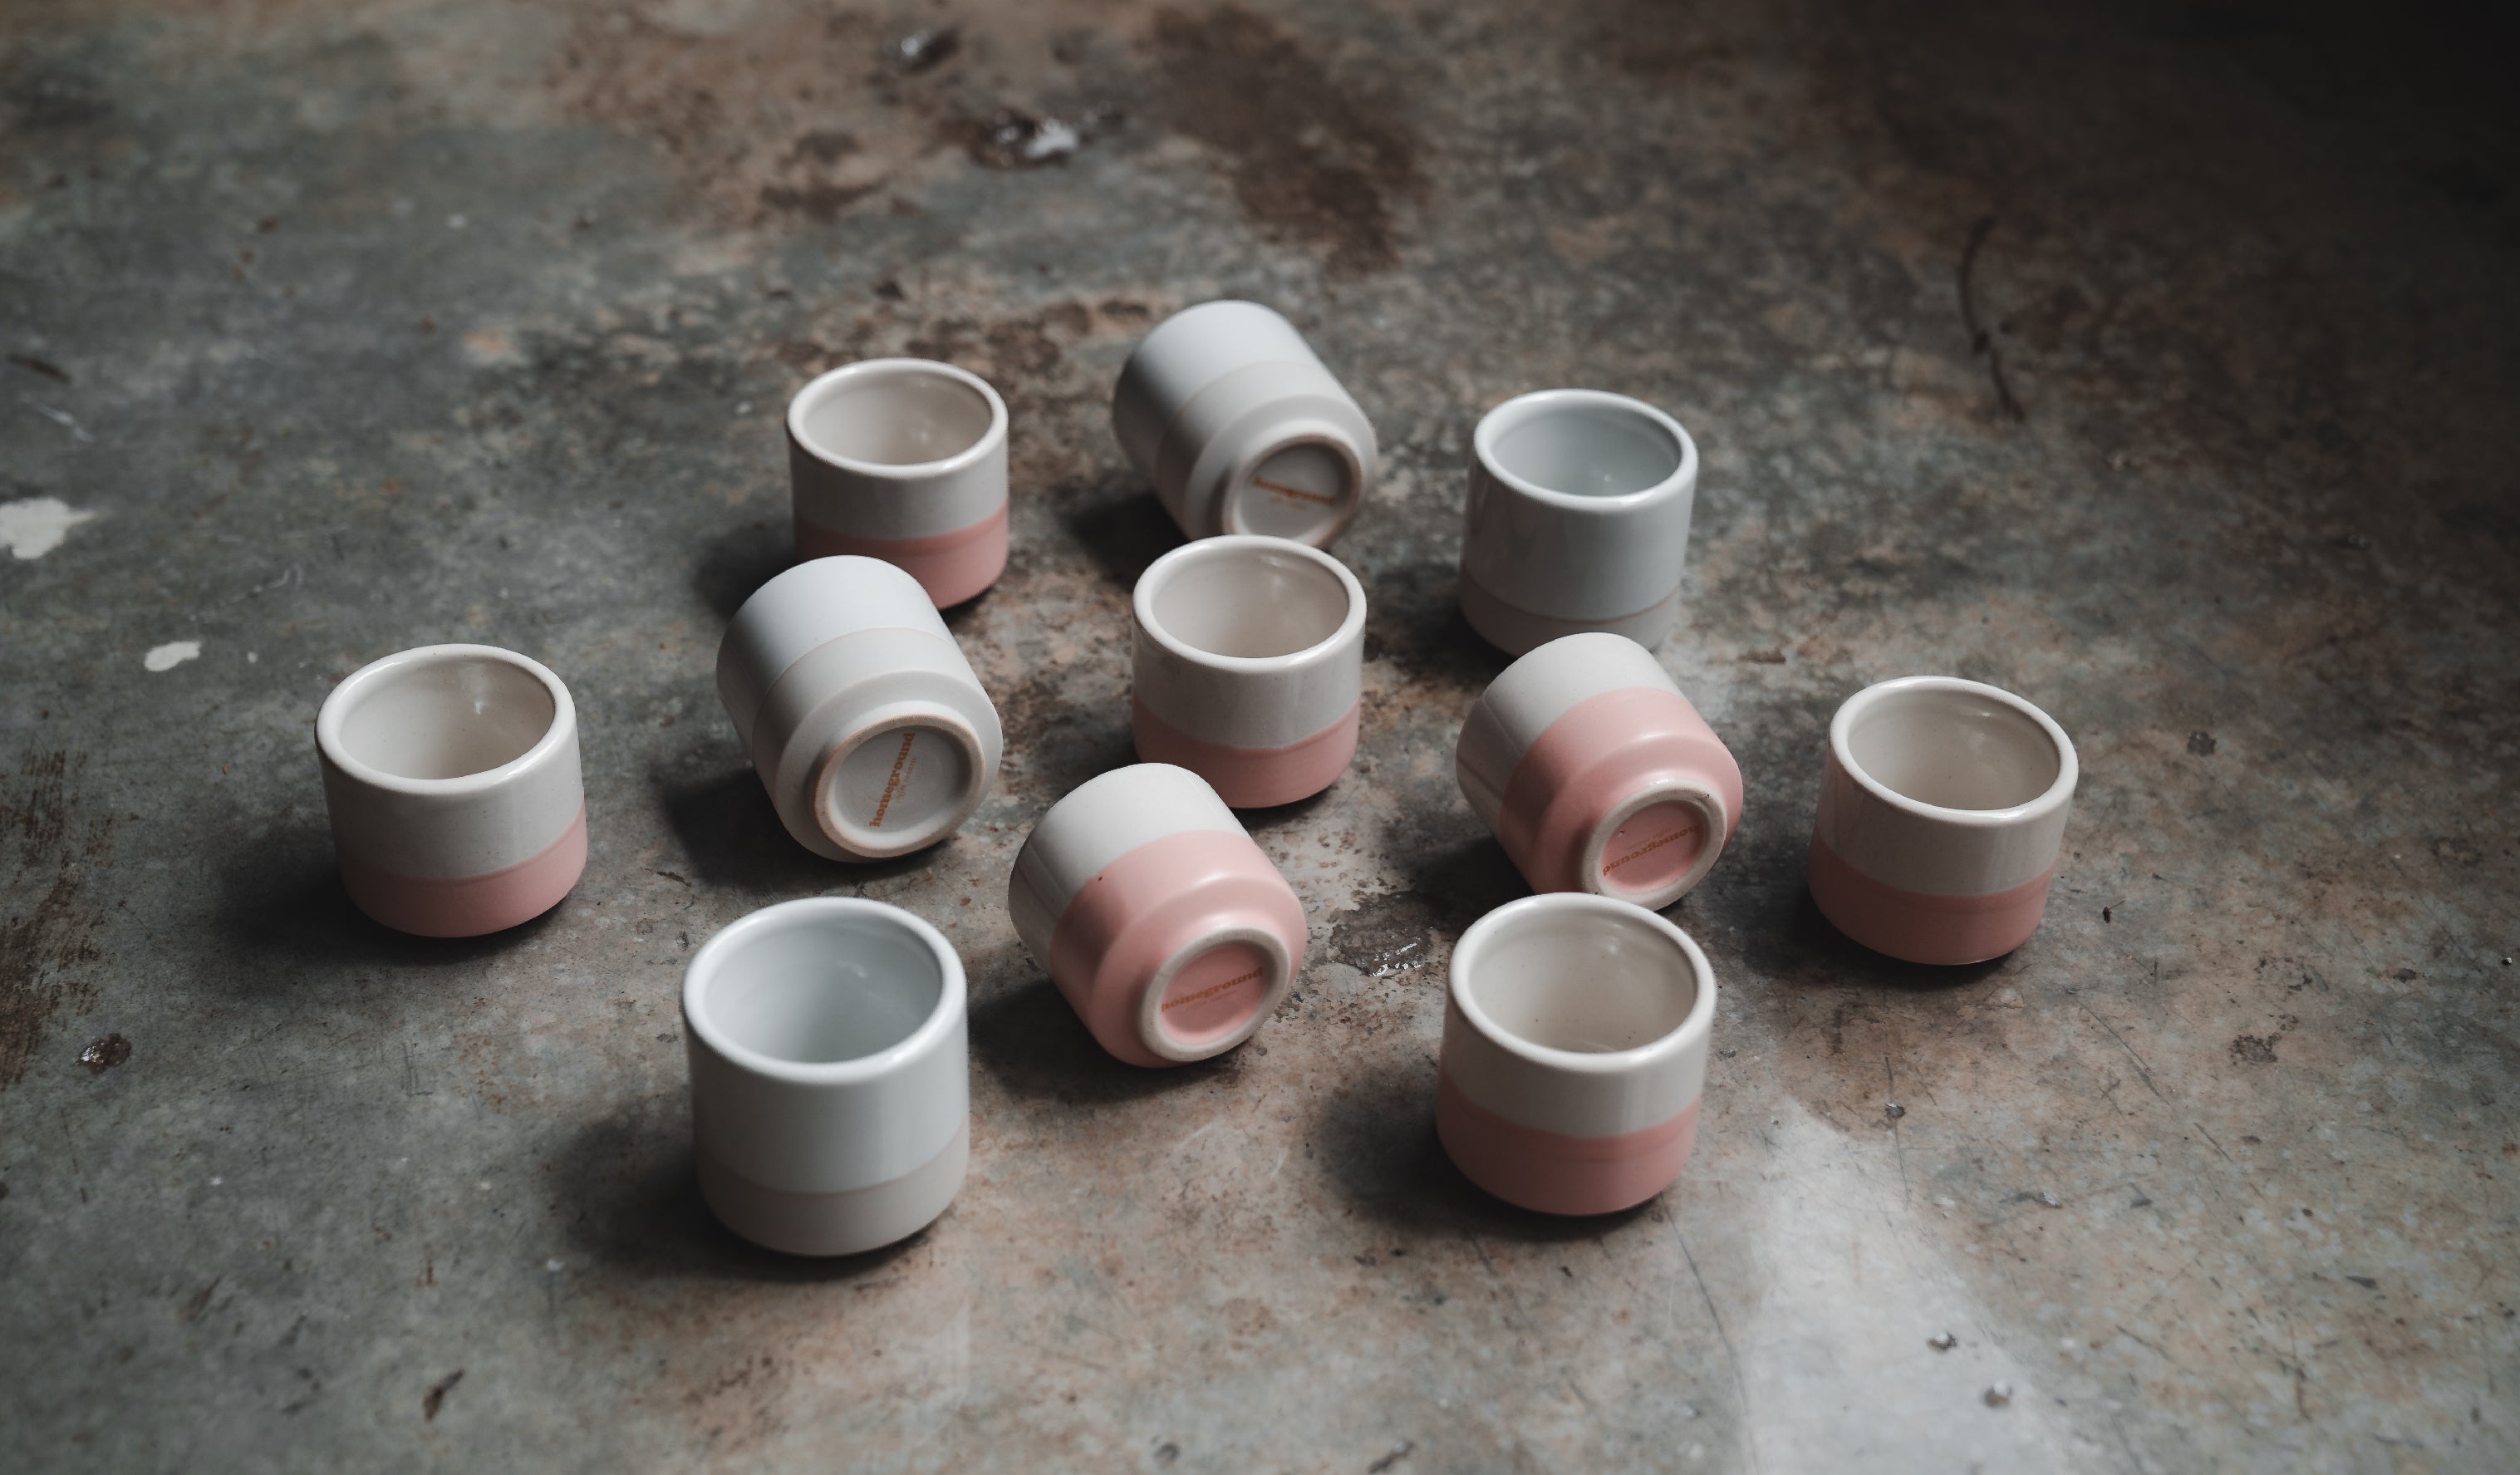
1807,676,2078,966
315,644,587,938
682,897,969,1257
1130,534,1366,809
788,358,1010,608
1436,893,1716,1217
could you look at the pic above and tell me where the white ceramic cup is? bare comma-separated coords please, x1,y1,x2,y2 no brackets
717,555,1003,862
1458,389,1699,655
683,897,969,1256
1007,764,1307,1067
1112,300,1378,548
1437,893,1716,1216
1808,676,2078,965
316,644,586,937
788,358,1009,607
1130,534,1365,808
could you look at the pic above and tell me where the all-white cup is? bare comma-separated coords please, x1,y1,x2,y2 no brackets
717,556,1003,862
1112,300,1378,548
683,897,969,1256
316,644,587,937
1130,534,1366,808
788,358,1010,608
1458,389,1699,655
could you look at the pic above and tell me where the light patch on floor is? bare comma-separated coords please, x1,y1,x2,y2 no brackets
1,497,100,558
144,641,202,671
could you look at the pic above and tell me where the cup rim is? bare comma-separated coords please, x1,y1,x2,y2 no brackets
1448,893,1716,1074
787,357,1009,480
1471,388,1698,513
1829,675,2079,828
682,897,966,1086
1132,533,1367,674
316,643,574,797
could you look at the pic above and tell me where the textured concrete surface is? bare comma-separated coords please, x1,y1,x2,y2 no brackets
3,1,2517,1470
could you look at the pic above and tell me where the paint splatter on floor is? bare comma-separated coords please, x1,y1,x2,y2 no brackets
0,498,99,559
143,642,200,671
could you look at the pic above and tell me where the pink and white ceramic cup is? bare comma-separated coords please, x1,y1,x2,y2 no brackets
788,358,1009,607
1808,676,2079,966
1007,764,1306,1068
1130,534,1365,809
1111,300,1378,548
684,897,968,1256
717,556,1003,863
1437,893,1716,1216
1456,632,1742,911
315,644,586,937
1458,389,1699,656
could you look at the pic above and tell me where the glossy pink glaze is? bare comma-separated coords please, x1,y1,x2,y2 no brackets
1046,828,1306,1067
1130,699,1359,809
793,502,1009,608
1436,1070,1701,1216
337,807,587,938
1806,833,2056,965
1496,687,1743,897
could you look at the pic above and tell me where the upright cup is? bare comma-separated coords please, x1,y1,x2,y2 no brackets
683,898,969,1256
1111,300,1378,548
1131,534,1365,809
1007,764,1306,1067
316,644,587,937
1458,389,1699,655
1808,676,2078,965
717,556,1003,862
788,358,1009,607
1456,632,1742,911
1437,893,1716,1216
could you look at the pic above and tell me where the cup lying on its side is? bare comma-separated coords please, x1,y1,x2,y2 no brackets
316,643,587,937
788,357,1010,609
1807,676,2078,966
683,897,968,1257
1437,893,1717,1216
1008,764,1306,1068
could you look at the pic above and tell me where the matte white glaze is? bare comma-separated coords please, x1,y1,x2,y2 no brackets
1005,764,1248,961
1456,632,1678,831
788,358,1008,539
1815,676,2078,896
1131,535,1365,749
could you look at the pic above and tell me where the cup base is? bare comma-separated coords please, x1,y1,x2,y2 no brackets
336,807,587,938
1131,698,1358,809
697,1119,968,1258
1806,835,2055,965
1458,568,1678,656
1436,1069,1698,1216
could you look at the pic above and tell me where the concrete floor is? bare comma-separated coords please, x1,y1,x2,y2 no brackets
3,0,2517,1469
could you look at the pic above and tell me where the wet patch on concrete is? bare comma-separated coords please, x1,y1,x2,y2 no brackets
0,751,115,1090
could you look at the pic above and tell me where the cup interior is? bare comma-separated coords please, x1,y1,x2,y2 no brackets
798,366,995,468
1845,685,2062,810
335,651,554,780
1147,543,1350,658
1464,904,1697,1055
694,910,945,1066
1490,400,1682,499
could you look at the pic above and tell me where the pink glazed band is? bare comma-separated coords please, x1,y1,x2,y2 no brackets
337,807,587,938
794,502,1009,609
1495,687,1743,896
1436,1070,1701,1216
1046,828,1307,1068
1806,834,2056,966
1131,699,1360,809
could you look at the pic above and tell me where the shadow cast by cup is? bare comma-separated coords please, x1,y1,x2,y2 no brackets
693,519,793,620
967,972,1258,1106
211,821,567,980
651,758,936,897
1063,487,1184,593
1741,872,2012,994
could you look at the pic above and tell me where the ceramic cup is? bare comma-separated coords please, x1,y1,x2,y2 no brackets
1131,534,1365,809
1112,300,1377,548
717,555,1003,863
1007,764,1306,1068
1458,389,1699,655
1456,632,1742,911
316,644,587,937
1437,893,1716,1216
788,358,1009,607
1808,676,2079,965
683,897,968,1256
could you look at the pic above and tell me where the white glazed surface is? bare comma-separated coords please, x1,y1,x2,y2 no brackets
1442,894,1716,1138
1132,535,1366,748
1814,676,2077,896
1456,632,1678,830
316,644,583,878
684,898,968,1197
788,359,1009,538
1459,389,1698,625
1005,764,1248,961
718,556,954,741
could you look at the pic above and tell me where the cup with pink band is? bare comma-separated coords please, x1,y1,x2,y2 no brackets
1007,764,1307,1067
1456,632,1742,912
788,358,1009,608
